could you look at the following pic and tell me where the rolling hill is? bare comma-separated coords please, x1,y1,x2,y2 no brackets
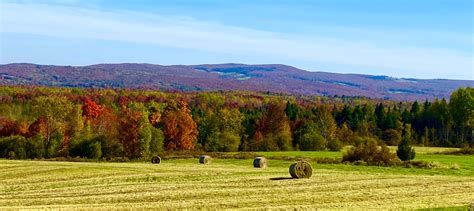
0,63,471,101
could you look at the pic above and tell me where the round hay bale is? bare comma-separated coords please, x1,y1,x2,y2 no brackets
199,155,211,164
253,157,268,168
151,156,161,164
289,161,312,179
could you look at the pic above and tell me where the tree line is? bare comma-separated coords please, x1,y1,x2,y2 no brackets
0,86,472,159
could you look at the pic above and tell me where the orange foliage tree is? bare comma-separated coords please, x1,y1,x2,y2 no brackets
27,117,47,138
148,110,161,127
82,98,104,122
160,101,197,150
118,108,143,158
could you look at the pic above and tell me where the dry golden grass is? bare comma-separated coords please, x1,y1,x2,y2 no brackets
0,159,473,209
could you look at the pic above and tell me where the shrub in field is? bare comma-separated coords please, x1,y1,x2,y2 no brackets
43,131,63,158
25,134,45,158
0,135,28,159
7,151,17,159
69,136,103,159
402,160,441,169
298,131,325,151
342,137,398,165
351,136,371,146
327,138,343,151
439,147,474,155
382,129,402,146
100,139,124,159
396,137,416,161
336,123,355,145
217,131,241,152
88,141,102,159
0,135,46,159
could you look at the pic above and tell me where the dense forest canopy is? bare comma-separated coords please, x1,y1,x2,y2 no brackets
0,86,472,160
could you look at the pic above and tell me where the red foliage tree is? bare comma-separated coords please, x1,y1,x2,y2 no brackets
90,108,119,138
252,102,293,150
0,117,17,136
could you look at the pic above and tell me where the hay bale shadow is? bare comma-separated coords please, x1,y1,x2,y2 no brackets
270,177,294,181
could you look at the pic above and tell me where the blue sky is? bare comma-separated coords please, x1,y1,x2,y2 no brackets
0,0,473,79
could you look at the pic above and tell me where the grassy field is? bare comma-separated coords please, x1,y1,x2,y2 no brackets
254,147,474,176
255,146,460,158
1,149,473,209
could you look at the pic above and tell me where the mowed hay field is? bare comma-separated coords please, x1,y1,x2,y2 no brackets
1,151,473,209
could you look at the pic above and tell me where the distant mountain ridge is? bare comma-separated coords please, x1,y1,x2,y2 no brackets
0,63,471,101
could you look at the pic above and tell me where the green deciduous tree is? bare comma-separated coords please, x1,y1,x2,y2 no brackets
449,87,473,146
298,130,325,151
313,105,337,150
32,96,74,157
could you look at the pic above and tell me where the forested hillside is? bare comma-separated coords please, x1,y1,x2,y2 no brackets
0,86,472,159
1,63,471,101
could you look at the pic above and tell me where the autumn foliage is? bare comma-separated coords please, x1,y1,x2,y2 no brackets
0,118,28,137
161,101,197,150
82,99,104,121
119,108,143,157
0,86,472,160
252,102,292,151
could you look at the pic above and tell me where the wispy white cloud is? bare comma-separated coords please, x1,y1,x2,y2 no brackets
1,2,472,79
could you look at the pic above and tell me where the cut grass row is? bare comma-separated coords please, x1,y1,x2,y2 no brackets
0,157,473,209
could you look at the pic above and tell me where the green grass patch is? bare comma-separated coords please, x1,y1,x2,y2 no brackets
255,151,342,158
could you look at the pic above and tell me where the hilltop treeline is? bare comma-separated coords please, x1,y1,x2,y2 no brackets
0,86,472,159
